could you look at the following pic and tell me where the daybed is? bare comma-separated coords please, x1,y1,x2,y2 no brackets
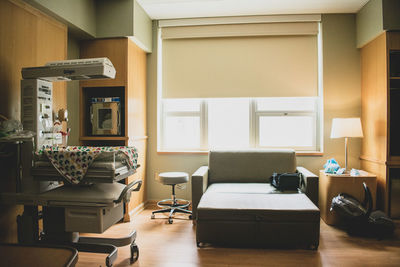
191,149,320,249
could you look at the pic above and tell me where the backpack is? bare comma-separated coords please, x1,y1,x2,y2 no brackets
270,172,302,191
330,182,395,238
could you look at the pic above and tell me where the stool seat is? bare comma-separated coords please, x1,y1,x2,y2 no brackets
158,172,189,185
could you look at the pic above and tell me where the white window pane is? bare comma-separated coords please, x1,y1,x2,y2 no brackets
257,97,316,112
259,116,314,147
208,99,249,149
163,99,201,112
164,116,200,149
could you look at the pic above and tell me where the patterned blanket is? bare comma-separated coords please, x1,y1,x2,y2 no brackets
40,146,138,184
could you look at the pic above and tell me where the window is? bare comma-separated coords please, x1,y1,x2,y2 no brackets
208,99,249,149
158,17,322,153
159,97,320,152
255,98,317,150
161,99,203,150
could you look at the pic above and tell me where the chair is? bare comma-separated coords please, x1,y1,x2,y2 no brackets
151,172,192,224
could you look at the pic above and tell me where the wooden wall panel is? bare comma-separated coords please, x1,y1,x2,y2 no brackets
80,38,127,88
360,160,388,210
127,138,147,219
0,0,67,242
360,32,388,163
360,32,400,212
360,32,388,211
0,0,37,120
36,14,67,118
0,0,67,121
125,39,147,220
127,39,147,138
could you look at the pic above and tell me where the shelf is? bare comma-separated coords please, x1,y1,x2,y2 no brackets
80,86,125,137
388,156,400,166
79,136,128,141
390,77,400,80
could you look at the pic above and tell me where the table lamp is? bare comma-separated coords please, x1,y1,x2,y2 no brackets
330,118,363,171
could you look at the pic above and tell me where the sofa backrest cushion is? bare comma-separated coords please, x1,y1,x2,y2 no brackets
208,149,297,184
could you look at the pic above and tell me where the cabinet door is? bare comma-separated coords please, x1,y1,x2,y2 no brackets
124,138,147,222
389,168,400,218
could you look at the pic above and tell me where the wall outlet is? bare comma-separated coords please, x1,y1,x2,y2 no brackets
177,183,186,190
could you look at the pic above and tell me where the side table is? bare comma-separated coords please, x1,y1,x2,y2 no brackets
319,170,377,225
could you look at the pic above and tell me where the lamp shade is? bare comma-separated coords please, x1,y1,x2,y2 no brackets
330,118,364,138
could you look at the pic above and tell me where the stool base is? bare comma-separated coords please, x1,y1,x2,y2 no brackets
151,199,192,224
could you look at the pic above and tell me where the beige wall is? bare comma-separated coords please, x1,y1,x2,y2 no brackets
96,0,133,38
382,0,400,30
23,0,96,38
146,22,207,201
132,0,153,53
299,14,361,173
356,0,383,48
146,14,361,201
356,0,400,48
96,0,152,52
24,0,152,51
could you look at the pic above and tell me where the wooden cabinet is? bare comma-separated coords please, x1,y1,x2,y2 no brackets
319,171,377,225
360,31,400,215
79,38,147,221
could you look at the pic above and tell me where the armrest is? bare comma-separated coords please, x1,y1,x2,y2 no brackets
191,166,209,220
297,167,319,207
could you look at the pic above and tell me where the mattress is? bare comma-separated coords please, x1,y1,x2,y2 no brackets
32,146,138,184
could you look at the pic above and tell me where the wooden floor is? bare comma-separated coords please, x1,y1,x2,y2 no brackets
77,209,400,267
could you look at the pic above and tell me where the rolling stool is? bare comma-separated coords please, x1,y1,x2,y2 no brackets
151,172,192,224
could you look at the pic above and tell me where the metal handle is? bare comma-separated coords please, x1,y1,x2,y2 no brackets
114,179,142,204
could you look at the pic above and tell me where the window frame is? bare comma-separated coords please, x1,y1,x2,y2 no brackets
160,99,208,151
159,97,321,153
253,98,319,151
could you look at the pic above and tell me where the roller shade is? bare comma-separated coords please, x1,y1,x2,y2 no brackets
161,22,319,98
161,22,319,39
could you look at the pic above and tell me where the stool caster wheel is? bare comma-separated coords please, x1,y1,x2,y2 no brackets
189,215,193,220
168,218,173,224
151,214,155,219
130,243,139,263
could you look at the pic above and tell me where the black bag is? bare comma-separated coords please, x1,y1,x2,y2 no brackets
330,182,395,238
269,172,302,191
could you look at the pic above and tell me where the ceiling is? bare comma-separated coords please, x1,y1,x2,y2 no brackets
137,0,370,20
